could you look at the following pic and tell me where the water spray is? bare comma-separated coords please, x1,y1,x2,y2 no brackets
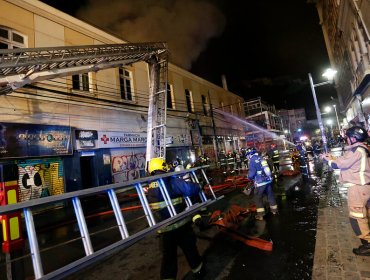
213,108,297,148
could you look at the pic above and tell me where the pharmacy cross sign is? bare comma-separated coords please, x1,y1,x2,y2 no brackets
101,134,109,144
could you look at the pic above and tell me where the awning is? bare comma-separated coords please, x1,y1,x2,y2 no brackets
353,73,370,96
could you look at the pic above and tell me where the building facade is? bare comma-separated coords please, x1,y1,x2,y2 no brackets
244,97,284,153
278,108,307,140
0,0,245,201
314,0,370,128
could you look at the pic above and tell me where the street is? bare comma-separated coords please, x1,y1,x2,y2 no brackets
62,158,324,280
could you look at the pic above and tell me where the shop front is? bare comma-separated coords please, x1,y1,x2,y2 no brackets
0,122,71,202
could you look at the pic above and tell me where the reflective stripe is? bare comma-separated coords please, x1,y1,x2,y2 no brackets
150,197,183,210
256,181,270,187
192,214,201,223
256,208,265,213
257,171,262,174
350,211,365,218
358,148,367,185
192,262,203,273
270,205,278,210
157,217,191,233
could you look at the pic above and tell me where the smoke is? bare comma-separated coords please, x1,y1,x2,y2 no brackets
77,0,226,69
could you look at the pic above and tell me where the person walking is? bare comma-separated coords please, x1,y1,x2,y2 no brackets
247,147,278,220
147,158,205,278
321,126,370,256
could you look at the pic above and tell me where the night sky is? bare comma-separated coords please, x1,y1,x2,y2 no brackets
40,0,337,119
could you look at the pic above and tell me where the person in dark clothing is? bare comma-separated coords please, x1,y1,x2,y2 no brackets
296,141,309,177
147,158,205,279
267,143,280,178
313,140,322,157
247,148,278,220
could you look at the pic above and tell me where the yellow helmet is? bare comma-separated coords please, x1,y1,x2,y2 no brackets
148,158,169,174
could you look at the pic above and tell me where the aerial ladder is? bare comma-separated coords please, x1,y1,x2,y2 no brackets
0,42,167,160
0,43,219,279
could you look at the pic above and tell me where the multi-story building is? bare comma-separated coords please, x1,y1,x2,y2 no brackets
278,108,307,139
0,0,245,201
243,97,283,152
314,0,370,128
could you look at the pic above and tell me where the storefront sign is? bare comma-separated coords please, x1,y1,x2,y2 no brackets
75,130,98,149
0,123,72,158
166,134,192,147
75,130,98,140
98,132,147,148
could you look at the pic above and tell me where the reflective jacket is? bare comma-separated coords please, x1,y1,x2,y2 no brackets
267,147,280,164
248,154,273,187
327,142,370,185
147,176,201,232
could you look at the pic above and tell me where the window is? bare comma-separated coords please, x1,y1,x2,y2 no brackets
185,89,193,113
167,84,175,109
201,95,209,116
119,68,133,101
0,26,27,49
72,73,89,91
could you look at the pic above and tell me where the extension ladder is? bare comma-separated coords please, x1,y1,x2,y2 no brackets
0,166,219,279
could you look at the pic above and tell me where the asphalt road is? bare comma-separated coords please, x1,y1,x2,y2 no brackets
64,162,323,280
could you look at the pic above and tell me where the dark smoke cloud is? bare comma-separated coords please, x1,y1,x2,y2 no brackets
77,0,226,69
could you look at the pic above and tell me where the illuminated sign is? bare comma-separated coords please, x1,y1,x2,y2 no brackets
0,123,71,158
98,132,147,148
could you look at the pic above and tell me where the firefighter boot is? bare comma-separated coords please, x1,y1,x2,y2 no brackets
353,239,370,256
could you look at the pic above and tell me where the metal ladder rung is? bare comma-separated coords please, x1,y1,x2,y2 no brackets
72,197,94,256
135,183,156,226
107,189,129,239
24,207,44,279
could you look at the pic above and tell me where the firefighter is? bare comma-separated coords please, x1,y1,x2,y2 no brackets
267,143,280,178
313,140,322,158
235,150,242,174
147,158,205,278
296,141,309,177
247,148,278,220
321,126,370,256
218,150,227,174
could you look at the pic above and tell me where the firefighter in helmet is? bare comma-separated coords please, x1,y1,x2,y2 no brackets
147,158,205,278
246,148,278,220
321,126,370,256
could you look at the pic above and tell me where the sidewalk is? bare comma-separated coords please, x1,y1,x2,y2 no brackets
312,169,370,280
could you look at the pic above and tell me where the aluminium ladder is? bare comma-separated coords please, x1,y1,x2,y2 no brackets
0,166,220,280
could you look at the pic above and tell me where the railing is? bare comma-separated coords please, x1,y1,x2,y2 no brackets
0,166,219,280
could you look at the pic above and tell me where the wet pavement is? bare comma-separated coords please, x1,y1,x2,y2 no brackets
3,155,370,279
65,163,324,280
312,168,370,280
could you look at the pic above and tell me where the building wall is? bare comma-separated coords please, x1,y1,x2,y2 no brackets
0,0,245,197
316,0,370,127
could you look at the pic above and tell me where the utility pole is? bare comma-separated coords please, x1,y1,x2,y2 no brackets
208,91,219,164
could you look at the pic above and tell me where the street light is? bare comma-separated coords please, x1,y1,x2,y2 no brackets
308,68,337,153
324,106,332,113
327,119,333,138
